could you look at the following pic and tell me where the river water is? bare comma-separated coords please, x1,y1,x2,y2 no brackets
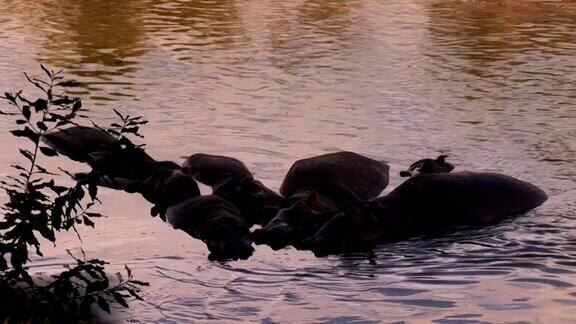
0,0,575,322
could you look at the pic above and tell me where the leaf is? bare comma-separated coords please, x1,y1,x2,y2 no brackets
3,92,16,103
129,280,150,286
125,265,132,278
22,105,31,120
36,121,48,131
88,182,98,200
39,146,58,157
11,127,39,143
52,97,75,105
38,226,56,242
83,216,95,228
113,109,126,121
72,100,82,112
112,292,129,308
97,296,110,313
19,149,34,162
125,288,143,300
24,73,46,92
40,64,52,78
33,99,48,112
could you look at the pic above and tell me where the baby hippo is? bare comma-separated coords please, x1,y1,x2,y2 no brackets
303,172,548,256
166,195,254,261
252,151,390,250
399,155,454,177
183,153,284,226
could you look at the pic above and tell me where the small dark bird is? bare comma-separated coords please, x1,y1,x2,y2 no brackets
399,154,454,177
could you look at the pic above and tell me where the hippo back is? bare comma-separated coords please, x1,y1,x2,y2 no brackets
386,172,547,226
280,151,390,200
42,126,117,163
183,153,253,187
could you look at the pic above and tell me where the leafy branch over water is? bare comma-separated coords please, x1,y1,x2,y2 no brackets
0,67,148,323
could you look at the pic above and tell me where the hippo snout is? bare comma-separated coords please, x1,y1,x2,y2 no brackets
206,233,254,261
251,225,293,250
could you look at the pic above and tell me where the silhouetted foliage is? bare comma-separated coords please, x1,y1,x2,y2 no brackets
0,66,148,323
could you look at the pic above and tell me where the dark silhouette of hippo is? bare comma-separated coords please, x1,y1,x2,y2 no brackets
41,126,119,163
138,166,201,220
42,126,167,191
182,153,253,188
212,176,284,225
399,155,454,177
183,153,284,226
302,172,547,256
165,195,254,261
252,151,390,250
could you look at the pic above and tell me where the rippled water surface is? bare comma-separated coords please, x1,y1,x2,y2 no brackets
1,0,576,322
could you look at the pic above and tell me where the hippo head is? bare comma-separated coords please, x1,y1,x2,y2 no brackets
196,214,255,262
213,176,284,225
139,167,201,220
299,202,386,256
166,196,254,261
252,192,331,250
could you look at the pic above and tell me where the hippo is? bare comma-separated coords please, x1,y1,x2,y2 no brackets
138,167,201,220
41,126,118,163
165,195,254,261
252,151,390,250
212,175,284,226
183,153,284,226
301,172,547,256
182,153,253,188
42,126,166,191
399,155,454,177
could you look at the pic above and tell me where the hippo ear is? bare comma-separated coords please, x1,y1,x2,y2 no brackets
399,170,411,177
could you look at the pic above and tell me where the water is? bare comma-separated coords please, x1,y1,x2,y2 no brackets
1,0,575,322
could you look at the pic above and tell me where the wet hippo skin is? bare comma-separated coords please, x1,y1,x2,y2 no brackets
182,153,253,188
212,175,284,226
42,126,171,191
280,151,390,201
252,151,390,250
304,172,548,256
41,126,118,163
166,195,255,261
183,153,284,226
138,167,201,220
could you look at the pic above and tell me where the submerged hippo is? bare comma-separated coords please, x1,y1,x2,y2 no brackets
399,155,454,177
41,126,118,163
138,166,201,220
302,172,547,256
213,176,284,226
252,151,390,250
183,153,284,226
182,153,253,188
42,126,165,191
166,195,254,261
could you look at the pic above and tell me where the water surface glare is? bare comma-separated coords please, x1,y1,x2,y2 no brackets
1,0,575,322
